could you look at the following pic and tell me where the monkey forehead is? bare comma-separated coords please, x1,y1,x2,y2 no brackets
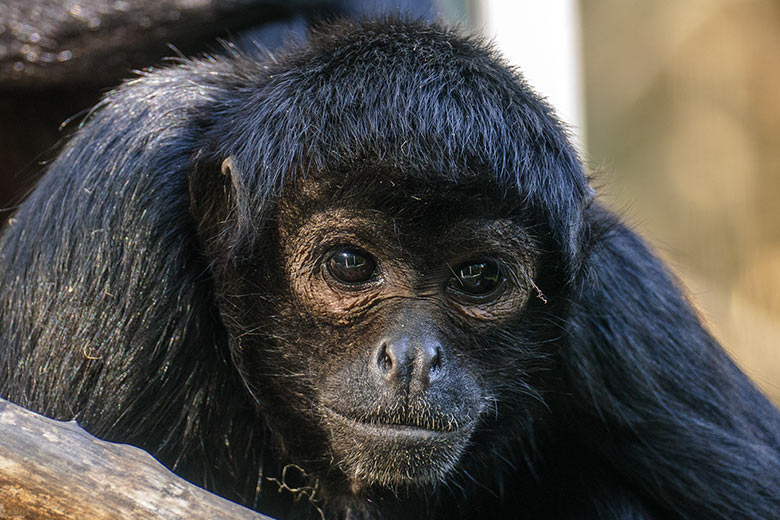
275,168,539,265
281,165,524,220
278,205,535,260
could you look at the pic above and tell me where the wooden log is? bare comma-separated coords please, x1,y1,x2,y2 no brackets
0,398,269,519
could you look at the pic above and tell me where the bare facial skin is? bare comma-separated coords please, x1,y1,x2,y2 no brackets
253,173,541,495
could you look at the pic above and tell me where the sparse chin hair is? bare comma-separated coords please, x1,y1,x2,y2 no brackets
323,406,475,489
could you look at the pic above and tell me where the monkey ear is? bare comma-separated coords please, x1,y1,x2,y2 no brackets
189,155,240,254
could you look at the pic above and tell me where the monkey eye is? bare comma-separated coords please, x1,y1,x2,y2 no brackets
327,247,377,285
448,260,503,297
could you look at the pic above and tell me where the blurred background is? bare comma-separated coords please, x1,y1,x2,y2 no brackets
1,0,778,402
581,0,780,405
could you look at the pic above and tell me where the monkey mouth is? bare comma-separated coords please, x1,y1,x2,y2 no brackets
321,405,476,487
322,406,472,439
352,421,453,439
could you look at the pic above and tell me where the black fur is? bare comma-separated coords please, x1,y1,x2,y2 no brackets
0,19,778,519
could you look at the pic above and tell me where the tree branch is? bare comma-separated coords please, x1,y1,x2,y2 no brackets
0,397,269,519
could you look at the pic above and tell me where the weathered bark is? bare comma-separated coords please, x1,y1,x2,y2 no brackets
0,398,269,519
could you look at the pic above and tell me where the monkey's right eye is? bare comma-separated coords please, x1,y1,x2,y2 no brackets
326,247,377,285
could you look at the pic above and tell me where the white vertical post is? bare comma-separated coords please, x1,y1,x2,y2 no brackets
472,0,585,149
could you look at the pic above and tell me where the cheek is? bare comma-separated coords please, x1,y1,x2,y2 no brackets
295,279,379,324
257,300,380,387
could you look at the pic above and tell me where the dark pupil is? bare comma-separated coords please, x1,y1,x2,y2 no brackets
328,248,375,284
450,261,501,295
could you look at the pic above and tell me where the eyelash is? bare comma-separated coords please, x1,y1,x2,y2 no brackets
495,259,524,286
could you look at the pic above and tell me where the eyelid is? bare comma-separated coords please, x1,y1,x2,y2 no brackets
448,256,516,279
309,229,380,258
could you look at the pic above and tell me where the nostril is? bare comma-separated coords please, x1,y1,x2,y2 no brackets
424,345,443,384
376,342,394,374
430,346,441,373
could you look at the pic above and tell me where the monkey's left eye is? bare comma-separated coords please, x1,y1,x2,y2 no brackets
327,247,377,285
448,260,504,297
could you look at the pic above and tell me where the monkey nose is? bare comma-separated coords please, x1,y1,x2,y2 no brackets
374,336,442,389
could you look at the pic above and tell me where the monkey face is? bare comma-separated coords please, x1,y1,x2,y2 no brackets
220,171,545,493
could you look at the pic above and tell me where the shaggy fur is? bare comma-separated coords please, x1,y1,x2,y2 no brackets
0,19,778,519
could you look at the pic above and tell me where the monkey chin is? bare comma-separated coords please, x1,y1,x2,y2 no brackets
322,407,476,493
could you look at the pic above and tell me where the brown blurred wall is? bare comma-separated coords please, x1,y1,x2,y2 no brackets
581,0,780,403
